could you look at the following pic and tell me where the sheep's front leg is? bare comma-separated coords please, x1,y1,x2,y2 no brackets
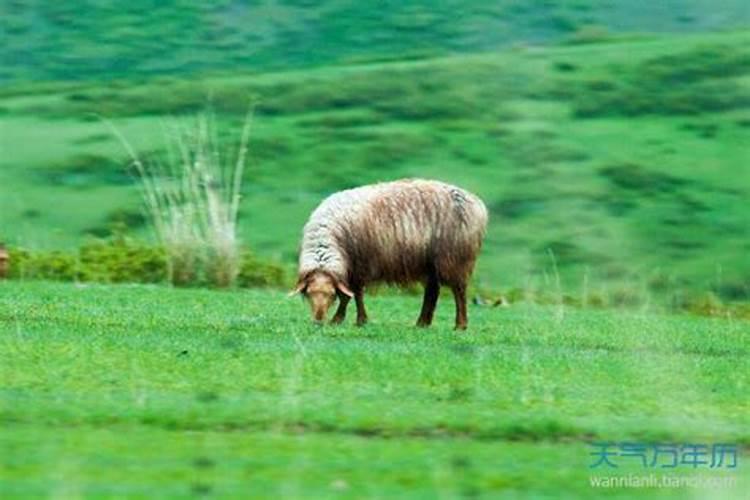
416,275,440,327
331,293,350,324
355,289,368,326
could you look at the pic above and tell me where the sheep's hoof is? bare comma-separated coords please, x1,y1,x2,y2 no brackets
416,319,431,328
356,318,368,327
330,316,345,325
454,323,468,331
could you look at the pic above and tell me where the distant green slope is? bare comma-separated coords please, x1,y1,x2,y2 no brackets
2,0,749,82
1,31,749,300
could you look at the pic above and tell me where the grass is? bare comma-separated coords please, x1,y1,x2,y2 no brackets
1,281,748,497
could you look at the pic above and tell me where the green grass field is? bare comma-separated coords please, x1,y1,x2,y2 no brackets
1,281,747,497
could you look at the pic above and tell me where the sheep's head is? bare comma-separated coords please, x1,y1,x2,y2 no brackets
291,271,353,323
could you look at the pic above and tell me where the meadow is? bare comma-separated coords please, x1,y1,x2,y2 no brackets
1,281,748,498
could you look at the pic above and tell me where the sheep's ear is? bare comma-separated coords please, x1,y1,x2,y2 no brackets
288,279,307,297
336,281,354,298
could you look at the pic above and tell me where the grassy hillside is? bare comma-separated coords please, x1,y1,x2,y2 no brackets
1,282,748,497
2,31,749,301
2,1,749,82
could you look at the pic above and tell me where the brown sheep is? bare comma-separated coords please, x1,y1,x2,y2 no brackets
0,244,8,280
291,179,488,330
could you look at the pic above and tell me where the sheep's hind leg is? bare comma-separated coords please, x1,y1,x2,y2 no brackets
451,282,468,330
331,294,350,324
355,289,368,326
416,275,440,327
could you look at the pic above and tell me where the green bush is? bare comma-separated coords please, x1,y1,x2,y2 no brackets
571,45,750,118
237,253,286,288
4,239,286,289
639,45,750,84
78,236,168,284
712,278,750,301
8,248,78,281
598,163,687,194
37,153,132,187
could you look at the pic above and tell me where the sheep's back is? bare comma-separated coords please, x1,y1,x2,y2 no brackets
328,179,487,284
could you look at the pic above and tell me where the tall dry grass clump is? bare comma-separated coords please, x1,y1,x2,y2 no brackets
108,111,253,287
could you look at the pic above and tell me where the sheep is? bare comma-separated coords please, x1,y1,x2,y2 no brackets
0,244,8,280
291,179,488,330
